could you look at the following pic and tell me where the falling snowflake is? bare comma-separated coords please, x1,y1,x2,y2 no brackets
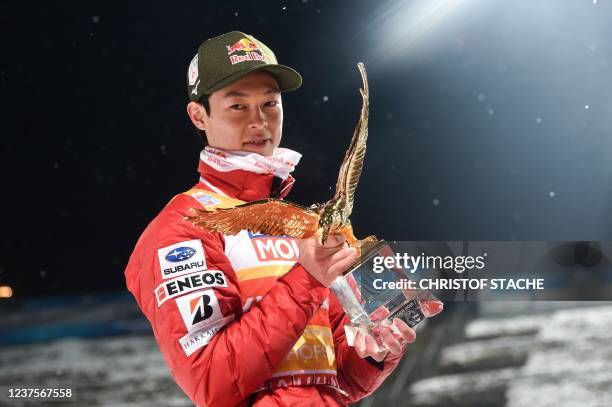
322,95,329,102
234,11,239,16
585,105,590,110
487,108,494,115
92,16,100,23
432,198,440,206
477,93,487,102
282,6,287,10
536,117,542,123
549,191,556,197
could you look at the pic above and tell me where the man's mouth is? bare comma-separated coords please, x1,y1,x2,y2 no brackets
244,139,270,145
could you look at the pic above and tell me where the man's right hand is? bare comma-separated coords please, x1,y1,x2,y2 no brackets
296,234,358,287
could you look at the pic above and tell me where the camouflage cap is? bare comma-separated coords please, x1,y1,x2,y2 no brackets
187,31,302,101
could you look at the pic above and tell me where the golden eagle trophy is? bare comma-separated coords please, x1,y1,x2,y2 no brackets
188,63,442,349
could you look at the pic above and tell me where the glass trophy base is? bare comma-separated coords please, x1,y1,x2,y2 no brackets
330,240,443,351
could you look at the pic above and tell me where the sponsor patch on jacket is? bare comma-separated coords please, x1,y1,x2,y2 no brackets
191,191,221,207
158,239,207,280
176,289,223,332
155,270,227,307
179,315,234,356
248,231,300,262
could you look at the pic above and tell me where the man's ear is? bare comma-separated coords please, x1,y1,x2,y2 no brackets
187,102,207,131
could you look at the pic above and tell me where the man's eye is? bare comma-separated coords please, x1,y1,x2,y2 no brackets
230,104,245,110
265,101,279,107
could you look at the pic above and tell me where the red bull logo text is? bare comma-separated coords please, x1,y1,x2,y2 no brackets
229,51,266,65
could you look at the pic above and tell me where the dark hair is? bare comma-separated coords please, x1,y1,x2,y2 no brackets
198,94,211,116
195,95,211,145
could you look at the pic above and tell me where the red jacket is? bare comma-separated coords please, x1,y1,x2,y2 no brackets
125,156,406,406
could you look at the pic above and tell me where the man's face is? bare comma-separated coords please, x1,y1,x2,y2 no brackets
191,71,283,156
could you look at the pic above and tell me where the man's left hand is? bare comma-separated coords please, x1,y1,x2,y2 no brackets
353,319,416,362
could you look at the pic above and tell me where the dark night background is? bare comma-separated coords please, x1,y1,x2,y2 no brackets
2,0,612,299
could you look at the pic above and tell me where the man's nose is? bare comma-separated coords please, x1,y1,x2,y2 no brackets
248,107,266,128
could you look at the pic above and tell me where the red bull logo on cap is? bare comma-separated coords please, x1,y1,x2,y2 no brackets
226,38,267,65
226,38,260,55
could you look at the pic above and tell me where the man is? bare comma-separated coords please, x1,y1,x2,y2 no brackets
125,31,415,406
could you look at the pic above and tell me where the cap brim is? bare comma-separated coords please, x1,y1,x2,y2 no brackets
207,64,302,95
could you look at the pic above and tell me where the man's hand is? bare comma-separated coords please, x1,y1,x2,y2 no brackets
297,234,358,287
354,319,416,362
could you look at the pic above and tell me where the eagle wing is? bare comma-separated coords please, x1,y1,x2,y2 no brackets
186,199,320,238
334,62,370,218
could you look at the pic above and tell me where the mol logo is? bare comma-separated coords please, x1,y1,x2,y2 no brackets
248,231,299,262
